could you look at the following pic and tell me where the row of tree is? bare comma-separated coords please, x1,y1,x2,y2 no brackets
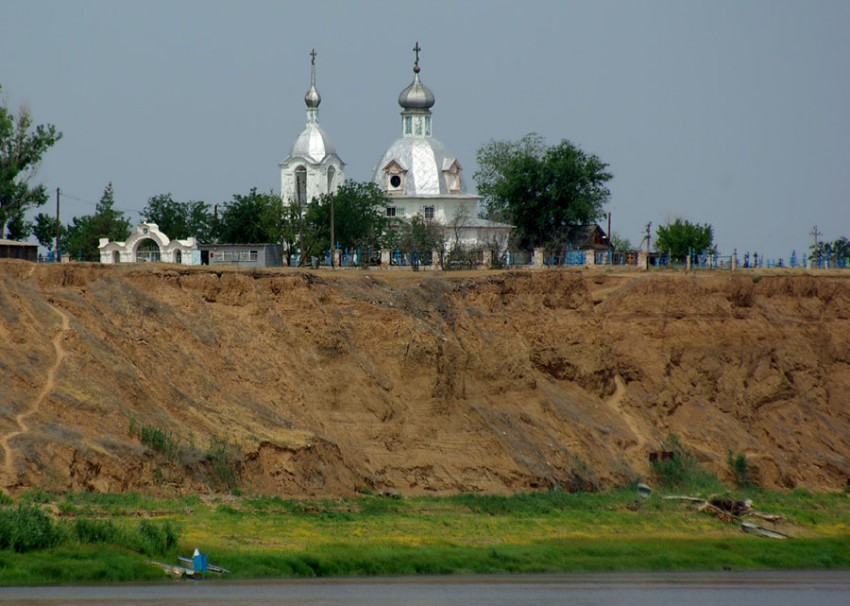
811,237,850,265
26,182,394,263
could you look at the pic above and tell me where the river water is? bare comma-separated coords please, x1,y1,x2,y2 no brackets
2,571,848,605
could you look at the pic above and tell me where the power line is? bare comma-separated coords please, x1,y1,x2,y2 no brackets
59,190,140,215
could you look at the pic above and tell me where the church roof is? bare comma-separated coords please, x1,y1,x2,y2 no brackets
373,136,467,195
288,124,338,164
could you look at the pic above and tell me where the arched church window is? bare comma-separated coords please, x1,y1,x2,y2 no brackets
295,166,307,205
327,166,336,193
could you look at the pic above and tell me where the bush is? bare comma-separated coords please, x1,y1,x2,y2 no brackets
728,450,754,488
139,425,178,458
136,519,180,555
74,518,125,545
0,505,65,553
651,434,723,493
206,435,242,492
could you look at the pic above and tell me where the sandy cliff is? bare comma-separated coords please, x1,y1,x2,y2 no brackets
1,260,848,497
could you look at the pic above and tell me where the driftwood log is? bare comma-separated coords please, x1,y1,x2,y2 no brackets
662,495,784,524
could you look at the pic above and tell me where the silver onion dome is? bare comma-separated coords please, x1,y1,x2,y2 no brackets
398,72,434,111
304,84,321,108
285,49,336,164
398,42,434,111
304,48,321,108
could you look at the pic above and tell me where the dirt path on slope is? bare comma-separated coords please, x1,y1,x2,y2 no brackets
1,301,70,488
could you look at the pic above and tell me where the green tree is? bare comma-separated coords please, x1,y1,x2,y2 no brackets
809,240,831,266
812,236,850,267
832,237,850,266
312,181,390,252
279,199,305,266
64,183,132,261
32,212,64,250
4,212,30,241
216,188,282,244
141,193,213,242
474,133,612,251
397,214,445,267
655,219,714,261
0,84,63,238
610,232,633,255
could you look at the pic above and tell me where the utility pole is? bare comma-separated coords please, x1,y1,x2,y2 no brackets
55,187,61,262
646,221,652,254
330,196,335,269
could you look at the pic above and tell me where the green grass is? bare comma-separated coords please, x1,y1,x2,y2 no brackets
1,488,849,585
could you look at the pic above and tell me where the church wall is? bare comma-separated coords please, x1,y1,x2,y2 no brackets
389,196,480,225
280,159,343,206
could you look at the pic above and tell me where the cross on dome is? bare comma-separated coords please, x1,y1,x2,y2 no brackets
304,48,321,111
398,41,434,112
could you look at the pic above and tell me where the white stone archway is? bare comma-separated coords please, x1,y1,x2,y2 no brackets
99,223,197,265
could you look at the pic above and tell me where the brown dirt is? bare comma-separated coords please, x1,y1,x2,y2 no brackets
1,260,849,497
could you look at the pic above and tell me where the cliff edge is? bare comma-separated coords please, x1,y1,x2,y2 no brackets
2,260,848,496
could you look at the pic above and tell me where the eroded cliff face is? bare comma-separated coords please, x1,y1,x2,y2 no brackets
1,260,848,497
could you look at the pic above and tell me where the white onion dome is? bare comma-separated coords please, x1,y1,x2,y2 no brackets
289,125,337,163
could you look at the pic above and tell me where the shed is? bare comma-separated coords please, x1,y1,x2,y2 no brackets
0,239,38,262
198,243,283,268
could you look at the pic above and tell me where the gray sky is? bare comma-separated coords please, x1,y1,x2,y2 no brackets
2,0,848,260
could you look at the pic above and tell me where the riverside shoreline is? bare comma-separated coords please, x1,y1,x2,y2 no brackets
1,489,849,585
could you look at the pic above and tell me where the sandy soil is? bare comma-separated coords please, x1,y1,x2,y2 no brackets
1,260,848,497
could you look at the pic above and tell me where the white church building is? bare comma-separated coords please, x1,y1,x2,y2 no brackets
279,44,512,253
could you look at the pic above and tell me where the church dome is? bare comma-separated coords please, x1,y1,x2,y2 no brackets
304,83,321,108
289,124,337,164
398,42,434,111
372,136,466,196
398,72,434,111
373,43,465,196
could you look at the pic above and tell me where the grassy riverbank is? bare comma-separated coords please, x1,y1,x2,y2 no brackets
1,488,849,585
